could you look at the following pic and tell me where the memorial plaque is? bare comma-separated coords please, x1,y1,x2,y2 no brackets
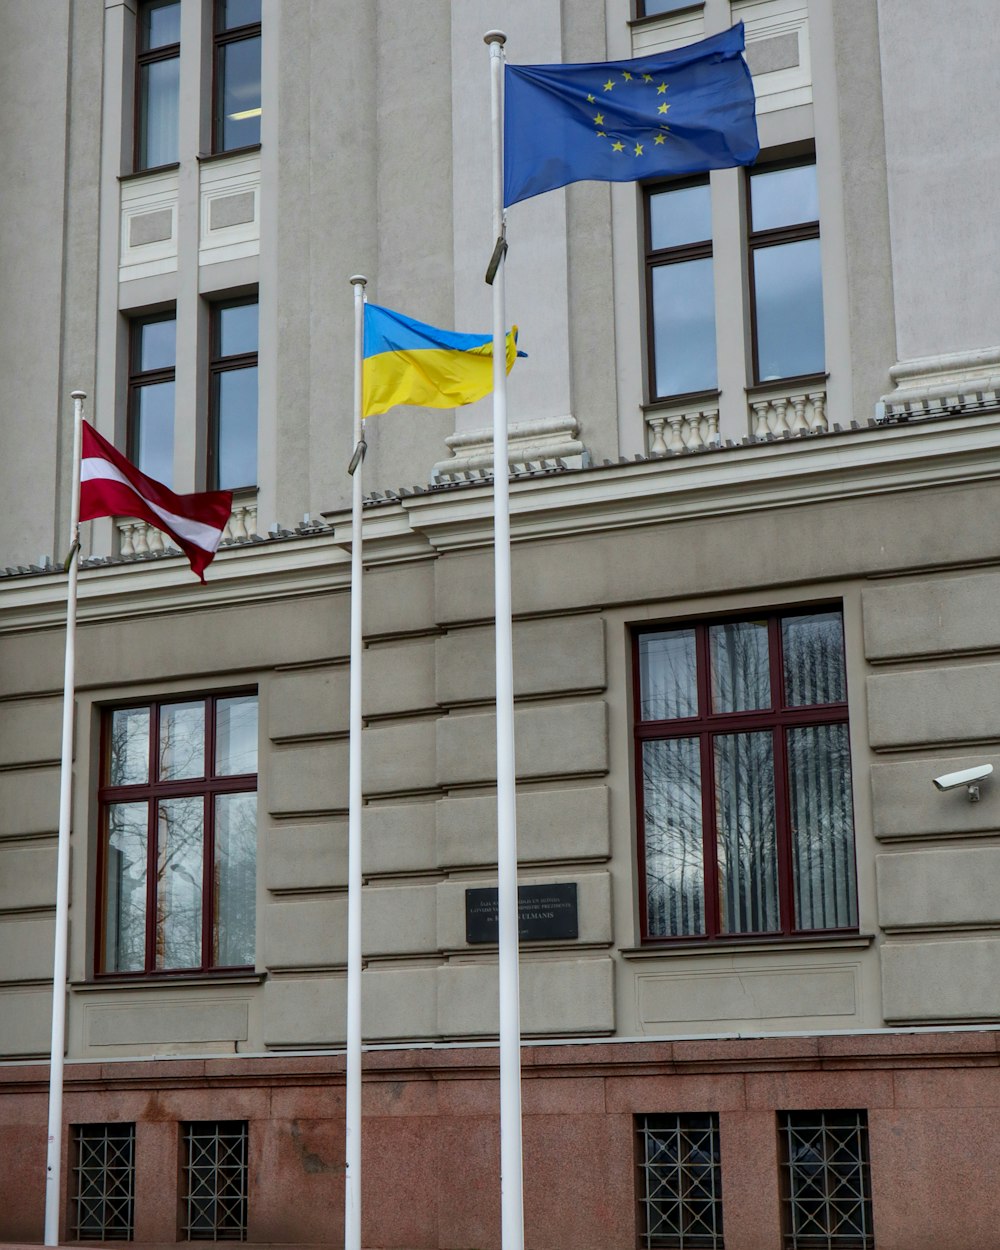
465,883,579,944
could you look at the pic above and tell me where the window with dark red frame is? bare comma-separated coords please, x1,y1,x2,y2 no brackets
135,0,180,172
213,0,262,153
634,608,857,942
98,693,258,976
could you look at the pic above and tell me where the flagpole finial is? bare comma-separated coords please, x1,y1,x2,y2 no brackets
484,30,506,46
349,275,368,287
70,390,87,400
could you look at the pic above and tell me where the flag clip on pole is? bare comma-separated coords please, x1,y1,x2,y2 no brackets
344,274,367,1250
485,30,526,1250
44,390,86,1247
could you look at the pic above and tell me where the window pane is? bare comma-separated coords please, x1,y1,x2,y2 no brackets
715,731,779,933
649,183,712,251
642,737,704,937
139,56,179,168
105,803,148,973
138,318,176,372
642,0,704,13
109,708,150,786
156,797,204,969
754,237,825,380
216,696,258,775
219,36,262,150
788,724,857,931
782,611,846,706
639,629,698,721
220,0,262,29
218,302,258,357
216,365,258,488
159,702,205,781
652,257,717,396
638,1114,723,1249
214,793,257,966
710,620,771,712
751,163,818,232
134,380,175,486
142,0,181,49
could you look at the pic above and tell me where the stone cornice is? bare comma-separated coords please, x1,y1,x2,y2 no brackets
3,413,1000,629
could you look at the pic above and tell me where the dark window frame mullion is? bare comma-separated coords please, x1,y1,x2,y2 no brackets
695,623,721,938
770,617,796,938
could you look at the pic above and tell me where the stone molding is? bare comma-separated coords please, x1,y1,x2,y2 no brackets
880,345,1000,419
432,414,590,479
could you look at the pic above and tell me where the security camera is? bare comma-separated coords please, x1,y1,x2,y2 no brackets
933,764,993,802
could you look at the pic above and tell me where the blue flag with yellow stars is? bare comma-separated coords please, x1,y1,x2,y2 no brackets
503,24,759,207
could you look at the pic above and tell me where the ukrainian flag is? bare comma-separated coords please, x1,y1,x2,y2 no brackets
362,303,522,417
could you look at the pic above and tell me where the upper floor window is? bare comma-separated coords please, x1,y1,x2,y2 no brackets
636,1,704,16
98,693,258,976
645,179,717,401
749,159,824,383
135,0,180,171
209,298,259,490
214,0,262,152
128,312,176,488
634,608,857,942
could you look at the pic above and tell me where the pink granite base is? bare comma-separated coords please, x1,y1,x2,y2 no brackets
1,1030,999,1249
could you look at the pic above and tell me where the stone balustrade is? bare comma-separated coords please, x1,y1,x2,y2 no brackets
116,496,258,557
645,405,721,455
748,386,827,439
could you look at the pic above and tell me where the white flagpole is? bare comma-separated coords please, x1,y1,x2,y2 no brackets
344,275,367,1250
485,30,525,1250
44,389,86,1247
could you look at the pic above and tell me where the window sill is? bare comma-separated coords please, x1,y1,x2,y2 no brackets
620,933,875,959
119,162,180,182
628,4,705,27
198,144,262,165
643,389,721,413
746,373,828,397
72,971,266,991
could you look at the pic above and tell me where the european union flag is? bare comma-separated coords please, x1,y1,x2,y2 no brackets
504,24,759,207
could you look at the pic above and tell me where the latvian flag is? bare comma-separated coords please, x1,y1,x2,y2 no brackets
79,421,233,582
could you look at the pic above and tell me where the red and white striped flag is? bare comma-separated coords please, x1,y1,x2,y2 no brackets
79,421,233,582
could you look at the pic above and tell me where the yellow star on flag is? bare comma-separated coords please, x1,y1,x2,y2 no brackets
604,78,615,91
643,74,653,82
658,102,670,114
596,131,606,137
587,94,595,103
611,140,624,152
594,113,604,125
634,143,643,156
657,82,667,94
623,71,633,81
654,133,666,144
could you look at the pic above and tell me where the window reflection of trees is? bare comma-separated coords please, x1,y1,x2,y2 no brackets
214,793,256,967
639,612,855,939
101,693,257,974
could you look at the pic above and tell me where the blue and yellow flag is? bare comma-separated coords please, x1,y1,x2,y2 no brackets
504,24,759,207
362,303,523,418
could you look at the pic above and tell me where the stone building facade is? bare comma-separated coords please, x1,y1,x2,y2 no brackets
2,2,1000,1248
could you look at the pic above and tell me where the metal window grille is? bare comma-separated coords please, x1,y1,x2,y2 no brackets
72,1123,136,1241
182,1121,249,1241
637,1113,724,1249
779,1111,874,1249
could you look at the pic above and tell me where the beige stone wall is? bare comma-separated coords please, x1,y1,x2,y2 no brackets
3,438,1000,1059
